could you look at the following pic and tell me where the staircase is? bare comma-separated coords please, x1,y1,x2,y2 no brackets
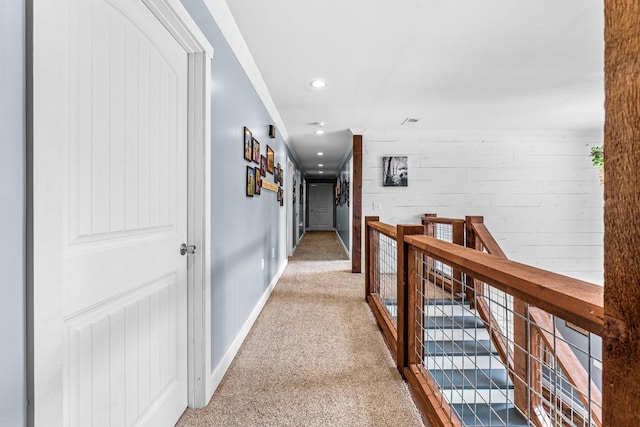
423,297,530,426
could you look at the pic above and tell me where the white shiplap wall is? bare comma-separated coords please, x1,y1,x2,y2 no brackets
363,130,604,284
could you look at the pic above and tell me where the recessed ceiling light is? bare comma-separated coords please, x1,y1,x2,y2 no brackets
314,130,324,135
317,152,324,156
310,79,327,89
318,164,323,167
319,171,324,174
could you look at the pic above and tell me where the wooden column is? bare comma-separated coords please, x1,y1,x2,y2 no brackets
352,135,363,273
604,2,640,424
364,216,379,300
396,224,426,377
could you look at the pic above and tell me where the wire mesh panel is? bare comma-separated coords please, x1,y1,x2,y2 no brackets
411,248,602,427
372,229,398,324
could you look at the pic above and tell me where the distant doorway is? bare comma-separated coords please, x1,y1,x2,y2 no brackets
308,183,334,230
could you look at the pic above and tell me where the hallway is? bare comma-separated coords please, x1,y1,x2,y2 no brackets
177,231,424,426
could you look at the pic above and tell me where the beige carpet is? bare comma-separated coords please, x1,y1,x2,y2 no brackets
289,230,349,261
177,231,424,426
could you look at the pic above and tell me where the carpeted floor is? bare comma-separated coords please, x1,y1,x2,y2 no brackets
177,231,424,427
288,230,350,261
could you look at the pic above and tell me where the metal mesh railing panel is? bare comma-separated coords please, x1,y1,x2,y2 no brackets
372,229,398,324
412,249,602,427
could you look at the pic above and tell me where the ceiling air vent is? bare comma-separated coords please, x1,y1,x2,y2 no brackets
401,117,421,125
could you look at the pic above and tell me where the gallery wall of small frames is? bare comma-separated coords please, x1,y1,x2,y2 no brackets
335,178,350,206
244,126,284,206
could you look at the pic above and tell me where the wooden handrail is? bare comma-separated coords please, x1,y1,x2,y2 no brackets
422,216,465,226
404,234,604,336
368,220,397,240
471,222,507,259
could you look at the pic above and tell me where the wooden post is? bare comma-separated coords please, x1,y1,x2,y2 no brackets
464,216,483,305
422,213,437,237
396,224,426,377
364,216,379,300
352,135,363,273
604,2,640,424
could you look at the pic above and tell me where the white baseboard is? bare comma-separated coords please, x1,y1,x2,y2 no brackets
205,259,288,403
335,230,351,259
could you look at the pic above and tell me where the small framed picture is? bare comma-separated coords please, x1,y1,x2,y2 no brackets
383,156,408,187
279,165,284,186
246,166,255,197
266,145,275,174
260,155,267,177
278,188,284,206
254,167,261,195
274,163,280,183
244,127,252,161
252,137,260,164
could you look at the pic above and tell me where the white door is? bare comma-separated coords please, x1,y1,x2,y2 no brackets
33,0,189,425
308,184,334,230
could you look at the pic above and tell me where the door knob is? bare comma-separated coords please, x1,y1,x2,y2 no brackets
180,243,196,256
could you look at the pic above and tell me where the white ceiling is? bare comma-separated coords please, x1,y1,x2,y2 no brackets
223,0,604,177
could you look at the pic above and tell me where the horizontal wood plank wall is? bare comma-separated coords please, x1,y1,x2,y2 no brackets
361,132,604,283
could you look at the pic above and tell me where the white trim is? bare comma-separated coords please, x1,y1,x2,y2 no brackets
141,0,213,409
335,230,351,260
286,158,294,257
206,260,288,398
201,1,292,146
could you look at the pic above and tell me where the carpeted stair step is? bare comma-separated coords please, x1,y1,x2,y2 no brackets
424,314,486,330
435,388,515,405
450,402,530,426
429,369,511,390
426,339,497,356
425,354,504,370
425,327,490,342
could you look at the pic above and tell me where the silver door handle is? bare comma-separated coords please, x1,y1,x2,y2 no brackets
180,243,196,256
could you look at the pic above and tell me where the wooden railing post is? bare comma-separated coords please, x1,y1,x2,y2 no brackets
396,224,426,377
464,216,483,305
364,216,379,301
421,213,437,237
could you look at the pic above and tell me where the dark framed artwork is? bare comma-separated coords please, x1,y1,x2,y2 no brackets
278,188,284,206
246,166,255,197
274,163,280,183
266,145,275,174
260,155,267,177
252,138,260,163
383,156,408,187
244,127,252,161
292,176,296,204
276,163,282,185
254,167,261,195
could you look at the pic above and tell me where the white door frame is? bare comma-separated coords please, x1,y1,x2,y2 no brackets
29,0,213,424
286,158,294,256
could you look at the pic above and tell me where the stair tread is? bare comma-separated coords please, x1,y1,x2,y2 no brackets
429,368,512,389
451,402,531,426
424,315,485,329
425,339,497,356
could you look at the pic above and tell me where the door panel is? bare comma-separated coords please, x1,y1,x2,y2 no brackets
308,184,333,230
63,0,188,425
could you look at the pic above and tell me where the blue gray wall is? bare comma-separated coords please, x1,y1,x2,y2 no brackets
0,0,26,426
180,0,293,369
336,154,352,251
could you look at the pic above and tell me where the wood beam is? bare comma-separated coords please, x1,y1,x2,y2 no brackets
604,1,640,424
352,135,363,273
